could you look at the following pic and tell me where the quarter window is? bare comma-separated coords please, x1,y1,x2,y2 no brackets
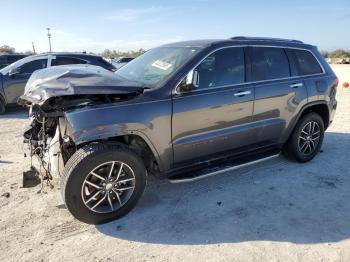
251,47,290,81
292,49,323,75
194,47,245,89
20,59,47,74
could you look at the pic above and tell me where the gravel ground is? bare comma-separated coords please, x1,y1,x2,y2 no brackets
0,65,349,262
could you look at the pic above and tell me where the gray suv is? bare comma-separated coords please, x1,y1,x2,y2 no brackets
19,37,338,224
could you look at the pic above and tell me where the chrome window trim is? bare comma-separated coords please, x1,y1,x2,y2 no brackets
174,45,326,95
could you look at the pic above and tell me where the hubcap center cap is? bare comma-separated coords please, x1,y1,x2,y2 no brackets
106,183,113,190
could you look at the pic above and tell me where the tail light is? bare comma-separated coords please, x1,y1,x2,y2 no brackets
343,82,349,88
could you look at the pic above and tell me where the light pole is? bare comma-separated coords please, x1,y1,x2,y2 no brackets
46,28,52,52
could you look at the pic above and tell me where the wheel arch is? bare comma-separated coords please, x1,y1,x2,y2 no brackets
285,101,330,144
74,132,163,175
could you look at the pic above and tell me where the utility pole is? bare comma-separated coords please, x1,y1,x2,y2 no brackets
46,28,52,52
32,42,36,54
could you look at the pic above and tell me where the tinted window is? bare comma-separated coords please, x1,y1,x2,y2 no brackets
8,55,25,63
95,57,116,70
52,56,86,66
120,58,134,63
195,47,245,89
251,47,290,81
292,49,323,75
20,59,47,74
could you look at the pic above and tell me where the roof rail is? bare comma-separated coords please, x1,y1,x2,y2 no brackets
230,36,303,44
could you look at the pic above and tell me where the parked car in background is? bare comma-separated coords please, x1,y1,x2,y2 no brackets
0,54,27,69
0,52,116,113
19,37,337,224
111,57,134,69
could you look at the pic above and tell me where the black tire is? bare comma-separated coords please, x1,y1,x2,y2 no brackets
61,143,147,224
0,96,5,114
283,112,325,162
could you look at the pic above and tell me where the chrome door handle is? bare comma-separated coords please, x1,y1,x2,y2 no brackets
290,83,303,88
234,90,251,97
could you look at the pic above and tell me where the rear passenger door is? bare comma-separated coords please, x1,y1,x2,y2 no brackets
248,46,308,146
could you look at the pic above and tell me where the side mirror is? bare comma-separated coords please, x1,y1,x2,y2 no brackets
9,67,20,77
177,69,199,93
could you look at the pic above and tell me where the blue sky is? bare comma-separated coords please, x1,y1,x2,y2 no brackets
1,0,349,53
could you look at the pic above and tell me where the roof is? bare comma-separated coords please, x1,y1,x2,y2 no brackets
28,52,100,59
161,36,314,49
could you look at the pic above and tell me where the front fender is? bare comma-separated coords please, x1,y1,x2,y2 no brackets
64,99,173,171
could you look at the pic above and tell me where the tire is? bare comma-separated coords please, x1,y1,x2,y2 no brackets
283,112,325,162
61,143,147,224
0,96,5,114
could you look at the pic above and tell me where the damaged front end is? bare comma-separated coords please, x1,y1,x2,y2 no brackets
19,65,144,183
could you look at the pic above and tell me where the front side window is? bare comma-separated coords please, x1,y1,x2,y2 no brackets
52,56,86,66
292,49,323,75
251,47,290,81
194,47,245,89
116,46,201,88
20,59,47,74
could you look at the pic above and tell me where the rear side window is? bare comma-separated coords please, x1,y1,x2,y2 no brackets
120,58,134,63
20,59,47,74
251,47,290,81
292,49,323,75
94,57,116,71
195,47,245,89
52,56,87,66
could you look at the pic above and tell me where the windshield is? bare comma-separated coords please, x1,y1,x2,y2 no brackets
115,46,201,88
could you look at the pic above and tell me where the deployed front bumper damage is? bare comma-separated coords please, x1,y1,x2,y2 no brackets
23,117,65,184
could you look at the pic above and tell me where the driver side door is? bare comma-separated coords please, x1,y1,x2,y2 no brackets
171,47,255,167
3,58,48,104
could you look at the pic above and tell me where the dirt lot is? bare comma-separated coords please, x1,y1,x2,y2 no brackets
0,65,349,262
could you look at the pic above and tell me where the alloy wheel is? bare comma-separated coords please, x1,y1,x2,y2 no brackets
298,121,321,155
81,161,135,213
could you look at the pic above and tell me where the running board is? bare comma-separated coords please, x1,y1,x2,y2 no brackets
168,153,280,183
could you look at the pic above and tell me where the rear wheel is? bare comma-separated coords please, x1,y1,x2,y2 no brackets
284,113,325,162
61,143,147,224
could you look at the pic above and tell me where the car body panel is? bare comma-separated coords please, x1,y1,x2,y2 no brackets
172,85,254,166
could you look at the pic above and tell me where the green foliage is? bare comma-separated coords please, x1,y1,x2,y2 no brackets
0,45,15,54
321,49,350,58
101,48,146,59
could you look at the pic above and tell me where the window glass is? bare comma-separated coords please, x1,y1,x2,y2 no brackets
120,58,134,63
292,49,323,75
194,47,245,89
52,56,86,66
116,46,201,88
20,59,47,74
251,47,290,81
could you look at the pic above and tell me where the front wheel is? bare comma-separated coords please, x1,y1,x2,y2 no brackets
283,112,325,162
61,143,147,224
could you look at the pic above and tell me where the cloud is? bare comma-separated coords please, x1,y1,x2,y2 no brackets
107,7,165,22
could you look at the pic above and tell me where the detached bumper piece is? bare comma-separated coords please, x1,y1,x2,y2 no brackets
23,166,41,188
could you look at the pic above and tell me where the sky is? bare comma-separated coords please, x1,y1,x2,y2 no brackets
0,0,349,54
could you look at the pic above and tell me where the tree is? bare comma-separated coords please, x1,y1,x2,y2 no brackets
101,48,147,59
0,45,15,54
330,49,350,58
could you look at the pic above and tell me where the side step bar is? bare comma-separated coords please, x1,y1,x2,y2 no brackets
169,153,280,183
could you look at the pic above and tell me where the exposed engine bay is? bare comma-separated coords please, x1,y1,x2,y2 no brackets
20,65,144,179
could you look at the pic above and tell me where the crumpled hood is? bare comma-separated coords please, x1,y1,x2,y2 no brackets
18,64,143,106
